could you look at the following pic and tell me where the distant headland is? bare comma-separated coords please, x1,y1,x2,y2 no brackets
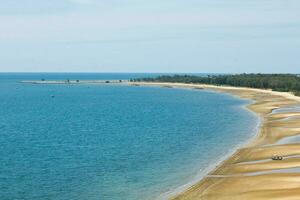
133,74,300,97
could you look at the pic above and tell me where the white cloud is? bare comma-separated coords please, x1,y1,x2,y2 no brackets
0,0,299,43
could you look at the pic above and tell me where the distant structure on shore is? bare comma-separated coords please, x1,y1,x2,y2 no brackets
21,79,129,85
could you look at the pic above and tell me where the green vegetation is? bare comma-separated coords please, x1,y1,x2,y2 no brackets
134,74,300,96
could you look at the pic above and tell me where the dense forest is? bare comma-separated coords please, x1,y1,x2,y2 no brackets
133,74,300,96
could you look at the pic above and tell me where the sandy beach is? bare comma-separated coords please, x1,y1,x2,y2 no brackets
129,82,300,200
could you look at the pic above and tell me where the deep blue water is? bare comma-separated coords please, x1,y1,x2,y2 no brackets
0,73,258,200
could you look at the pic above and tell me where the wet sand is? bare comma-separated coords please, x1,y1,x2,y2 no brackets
130,82,300,200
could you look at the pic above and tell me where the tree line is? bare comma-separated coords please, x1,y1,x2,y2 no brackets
133,74,300,96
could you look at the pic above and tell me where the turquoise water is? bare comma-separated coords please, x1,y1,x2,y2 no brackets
0,73,258,200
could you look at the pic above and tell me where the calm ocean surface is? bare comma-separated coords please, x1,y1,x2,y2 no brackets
0,73,258,200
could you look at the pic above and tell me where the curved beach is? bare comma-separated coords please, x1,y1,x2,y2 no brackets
130,82,300,200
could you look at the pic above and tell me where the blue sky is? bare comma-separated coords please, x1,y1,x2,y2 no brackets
0,0,299,73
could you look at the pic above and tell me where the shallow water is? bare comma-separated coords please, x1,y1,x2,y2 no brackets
276,134,300,145
244,167,300,176
0,73,259,200
272,104,300,114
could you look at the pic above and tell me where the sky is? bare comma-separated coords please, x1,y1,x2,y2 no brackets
0,0,299,73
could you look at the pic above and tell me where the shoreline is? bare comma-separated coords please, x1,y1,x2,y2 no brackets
129,82,300,200
162,98,260,200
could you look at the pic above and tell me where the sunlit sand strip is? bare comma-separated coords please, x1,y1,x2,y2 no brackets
198,173,300,200
235,154,300,165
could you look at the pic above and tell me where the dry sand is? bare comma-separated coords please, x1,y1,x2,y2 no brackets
129,82,300,200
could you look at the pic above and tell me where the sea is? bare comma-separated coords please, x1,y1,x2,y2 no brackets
0,73,259,200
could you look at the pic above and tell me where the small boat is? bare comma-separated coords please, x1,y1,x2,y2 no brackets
271,155,283,160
